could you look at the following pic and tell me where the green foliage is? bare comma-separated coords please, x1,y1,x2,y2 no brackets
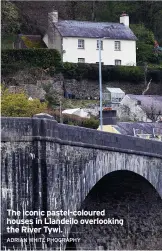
130,24,157,64
2,49,62,68
62,62,78,79
62,63,144,83
147,68,162,84
114,66,144,82
130,24,155,45
1,88,47,117
82,118,99,129
62,99,99,109
50,110,99,129
1,35,17,49
137,42,158,64
42,83,61,108
1,64,26,76
2,59,162,84
1,1,21,35
62,63,162,83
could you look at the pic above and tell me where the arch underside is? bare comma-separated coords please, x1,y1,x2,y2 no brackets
67,170,162,250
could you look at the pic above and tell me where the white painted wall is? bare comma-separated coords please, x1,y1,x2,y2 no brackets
43,34,48,47
62,37,136,66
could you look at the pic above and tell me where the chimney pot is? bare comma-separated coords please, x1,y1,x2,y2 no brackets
121,12,128,17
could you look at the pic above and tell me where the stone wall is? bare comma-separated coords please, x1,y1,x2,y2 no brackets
2,69,162,101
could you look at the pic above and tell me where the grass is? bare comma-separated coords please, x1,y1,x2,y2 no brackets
61,99,99,109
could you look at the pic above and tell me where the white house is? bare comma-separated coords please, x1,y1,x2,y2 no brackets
118,94,162,122
43,11,137,66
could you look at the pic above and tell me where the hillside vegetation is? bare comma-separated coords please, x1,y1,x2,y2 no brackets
2,1,162,40
2,1,162,65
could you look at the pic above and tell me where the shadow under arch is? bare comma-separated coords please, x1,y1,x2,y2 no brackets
66,170,162,250
84,169,162,203
65,233,77,250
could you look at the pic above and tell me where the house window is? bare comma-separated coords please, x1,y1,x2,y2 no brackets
115,59,121,65
78,39,84,49
114,41,121,51
78,58,85,63
97,40,103,50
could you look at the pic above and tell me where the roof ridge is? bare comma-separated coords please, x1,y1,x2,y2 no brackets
59,20,121,25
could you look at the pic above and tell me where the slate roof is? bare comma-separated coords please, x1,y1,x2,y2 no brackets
54,20,137,40
114,122,162,136
127,95,162,114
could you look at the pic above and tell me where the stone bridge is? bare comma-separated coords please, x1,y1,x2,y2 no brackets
1,115,162,250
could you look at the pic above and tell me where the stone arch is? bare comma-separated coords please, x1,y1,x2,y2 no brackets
65,233,77,250
78,151,162,210
67,169,162,250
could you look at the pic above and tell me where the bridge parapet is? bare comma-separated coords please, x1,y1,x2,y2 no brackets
1,116,162,157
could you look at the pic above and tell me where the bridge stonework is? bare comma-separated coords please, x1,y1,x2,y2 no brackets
1,116,162,250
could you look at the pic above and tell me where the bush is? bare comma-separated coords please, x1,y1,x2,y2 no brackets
62,62,78,79
2,49,62,68
49,109,99,129
147,69,162,83
1,87,47,117
2,49,162,83
82,118,99,129
137,42,158,64
117,66,144,82
130,24,155,46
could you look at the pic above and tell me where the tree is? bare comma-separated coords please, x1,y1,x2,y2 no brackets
130,24,158,64
1,1,21,35
1,87,47,117
144,103,162,122
12,1,162,39
42,82,61,108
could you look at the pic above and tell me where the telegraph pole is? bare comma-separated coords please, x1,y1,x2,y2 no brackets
99,38,103,131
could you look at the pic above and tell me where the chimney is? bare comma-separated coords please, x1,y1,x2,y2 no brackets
99,110,117,125
120,12,129,27
47,9,58,48
48,9,58,24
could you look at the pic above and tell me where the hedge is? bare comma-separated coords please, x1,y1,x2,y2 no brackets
2,49,61,68
61,63,162,83
2,49,162,83
147,69,162,83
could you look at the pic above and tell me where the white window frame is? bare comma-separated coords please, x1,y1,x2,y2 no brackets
97,40,103,50
115,59,121,65
78,58,85,63
78,39,84,49
114,41,121,51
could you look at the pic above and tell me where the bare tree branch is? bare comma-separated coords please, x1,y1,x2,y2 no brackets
142,78,152,95
144,103,161,122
